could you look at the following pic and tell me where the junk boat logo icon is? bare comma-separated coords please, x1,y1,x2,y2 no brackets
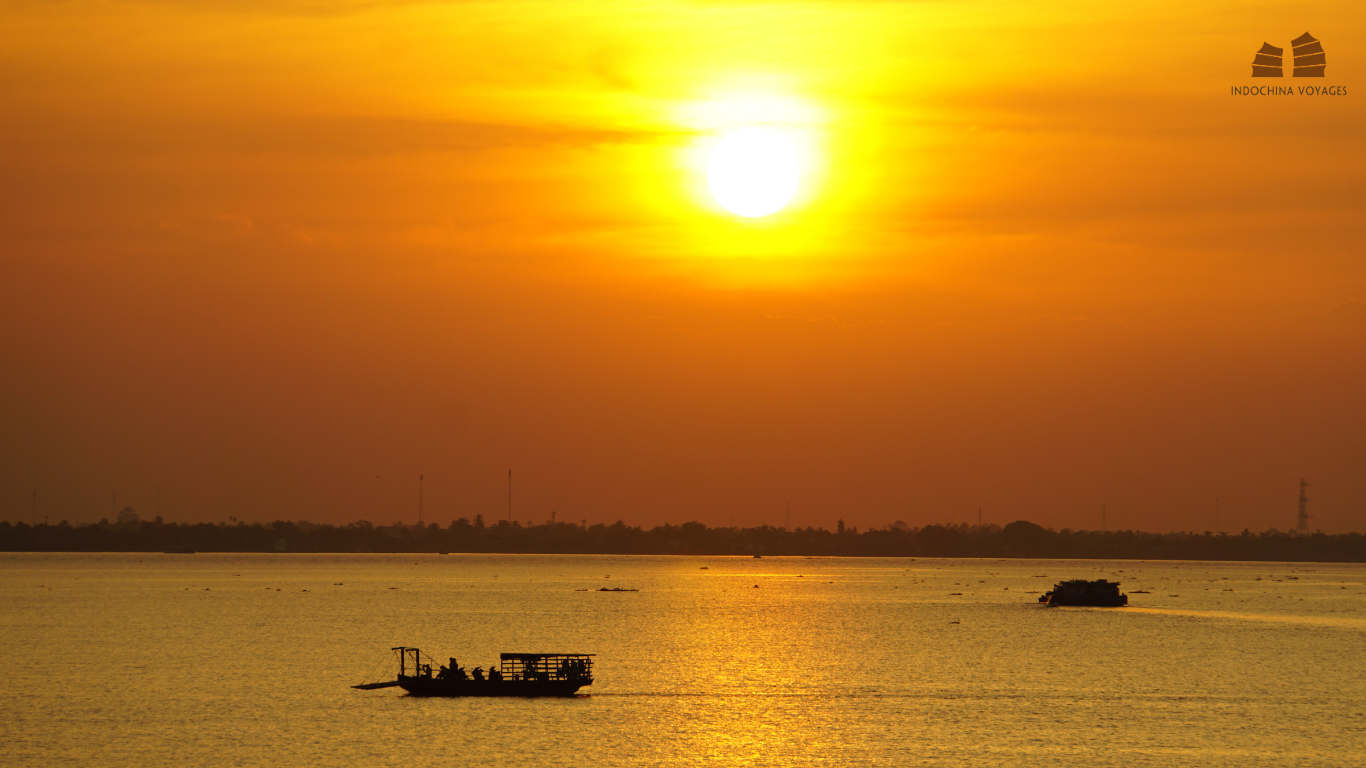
1252,33,1326,77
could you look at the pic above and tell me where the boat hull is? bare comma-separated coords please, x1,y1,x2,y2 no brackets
396,677,588,697
1046,594,1127,607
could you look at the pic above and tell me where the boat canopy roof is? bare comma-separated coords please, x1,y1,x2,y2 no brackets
500,652,595,660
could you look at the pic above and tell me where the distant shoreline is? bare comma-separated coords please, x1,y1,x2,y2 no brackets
3,519,1362,562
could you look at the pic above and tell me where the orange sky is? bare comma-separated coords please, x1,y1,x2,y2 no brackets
2,1,1363,533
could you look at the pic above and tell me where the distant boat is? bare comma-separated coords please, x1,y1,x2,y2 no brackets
162,546,195,554
353,647,594,697
1038,579,1128,607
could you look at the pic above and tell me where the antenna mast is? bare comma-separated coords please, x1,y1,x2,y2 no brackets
1297,478,1311,534
508,469,512,523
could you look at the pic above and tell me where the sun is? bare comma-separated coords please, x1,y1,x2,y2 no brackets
707,127,800,218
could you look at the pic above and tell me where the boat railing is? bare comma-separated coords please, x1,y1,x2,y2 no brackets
499,653,594,683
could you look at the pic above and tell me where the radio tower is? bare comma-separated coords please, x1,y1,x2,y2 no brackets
1296,478,1311,534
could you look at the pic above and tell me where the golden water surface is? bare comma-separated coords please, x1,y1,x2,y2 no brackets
2,554,1363,766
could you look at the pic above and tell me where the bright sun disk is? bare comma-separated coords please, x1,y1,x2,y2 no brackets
708,127,799,218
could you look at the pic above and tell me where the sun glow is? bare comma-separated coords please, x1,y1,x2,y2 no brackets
707,127,800,218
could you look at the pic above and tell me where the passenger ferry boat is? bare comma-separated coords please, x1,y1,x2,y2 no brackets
354,647,594,697
1038,579,1128,607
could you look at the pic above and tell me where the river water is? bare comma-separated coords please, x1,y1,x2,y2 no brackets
2,553,1363,766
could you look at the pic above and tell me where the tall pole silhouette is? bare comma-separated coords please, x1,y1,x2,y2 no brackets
1297,479,1311,534
508,470,512,523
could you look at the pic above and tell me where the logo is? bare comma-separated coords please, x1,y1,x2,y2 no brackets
1252,32,1326,77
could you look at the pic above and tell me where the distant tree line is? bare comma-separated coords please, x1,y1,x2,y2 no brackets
2,511,1363,561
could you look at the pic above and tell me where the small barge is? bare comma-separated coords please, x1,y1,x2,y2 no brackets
1038,579,1128,607
354,647,594,697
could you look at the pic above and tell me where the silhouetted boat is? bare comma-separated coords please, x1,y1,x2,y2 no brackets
1038,579,1128,607
353,647,594,697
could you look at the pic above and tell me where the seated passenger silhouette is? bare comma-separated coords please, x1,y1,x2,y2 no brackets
488,668,502,682
472,667,485,682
